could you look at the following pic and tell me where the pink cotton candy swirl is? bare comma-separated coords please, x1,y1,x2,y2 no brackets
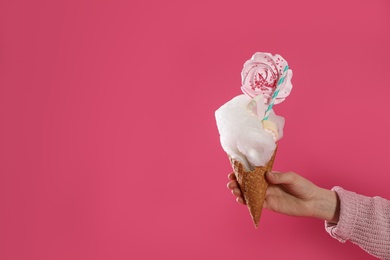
241,52,293,105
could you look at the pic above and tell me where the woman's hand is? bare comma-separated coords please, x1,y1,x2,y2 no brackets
227,171,340,223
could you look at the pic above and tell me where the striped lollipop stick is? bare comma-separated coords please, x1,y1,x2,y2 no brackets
263,65,289,121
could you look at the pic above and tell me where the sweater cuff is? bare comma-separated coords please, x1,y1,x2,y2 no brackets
324,186,359,243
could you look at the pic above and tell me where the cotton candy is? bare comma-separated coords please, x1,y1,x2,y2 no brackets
215,94,284,171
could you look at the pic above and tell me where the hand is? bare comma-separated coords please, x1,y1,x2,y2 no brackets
227,171,340,223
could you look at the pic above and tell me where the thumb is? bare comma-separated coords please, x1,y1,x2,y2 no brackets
266,171,298,185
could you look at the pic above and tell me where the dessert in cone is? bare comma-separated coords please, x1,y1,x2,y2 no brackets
215,52,293,228
228,147,277,228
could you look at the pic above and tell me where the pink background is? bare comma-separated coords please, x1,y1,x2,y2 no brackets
0,0,389,259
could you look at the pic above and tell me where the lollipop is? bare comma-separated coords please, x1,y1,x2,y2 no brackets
241,52,293,108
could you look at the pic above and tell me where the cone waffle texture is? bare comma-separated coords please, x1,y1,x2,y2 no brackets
229,147,277,228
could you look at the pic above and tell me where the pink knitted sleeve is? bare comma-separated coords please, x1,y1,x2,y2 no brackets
325,186,390,259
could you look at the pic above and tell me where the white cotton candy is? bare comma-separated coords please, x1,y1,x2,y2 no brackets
215,95,284,171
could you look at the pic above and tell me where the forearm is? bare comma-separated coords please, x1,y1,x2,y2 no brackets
325,187,390,259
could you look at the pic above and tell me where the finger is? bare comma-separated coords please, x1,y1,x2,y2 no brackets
227,181,238,190
231,188,242,197
236,197,246,205
228,172,236,180
265,185,276,196
266,171,299,185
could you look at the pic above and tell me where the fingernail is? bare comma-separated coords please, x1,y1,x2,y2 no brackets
267,171,275,178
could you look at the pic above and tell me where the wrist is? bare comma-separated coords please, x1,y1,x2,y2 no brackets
312,188,340,223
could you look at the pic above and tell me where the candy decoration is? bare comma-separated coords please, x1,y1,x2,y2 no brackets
241,53,293,105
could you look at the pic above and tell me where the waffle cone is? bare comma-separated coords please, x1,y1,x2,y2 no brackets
229,147,277,228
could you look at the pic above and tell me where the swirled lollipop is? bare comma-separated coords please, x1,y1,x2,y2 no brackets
241,52,293,108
